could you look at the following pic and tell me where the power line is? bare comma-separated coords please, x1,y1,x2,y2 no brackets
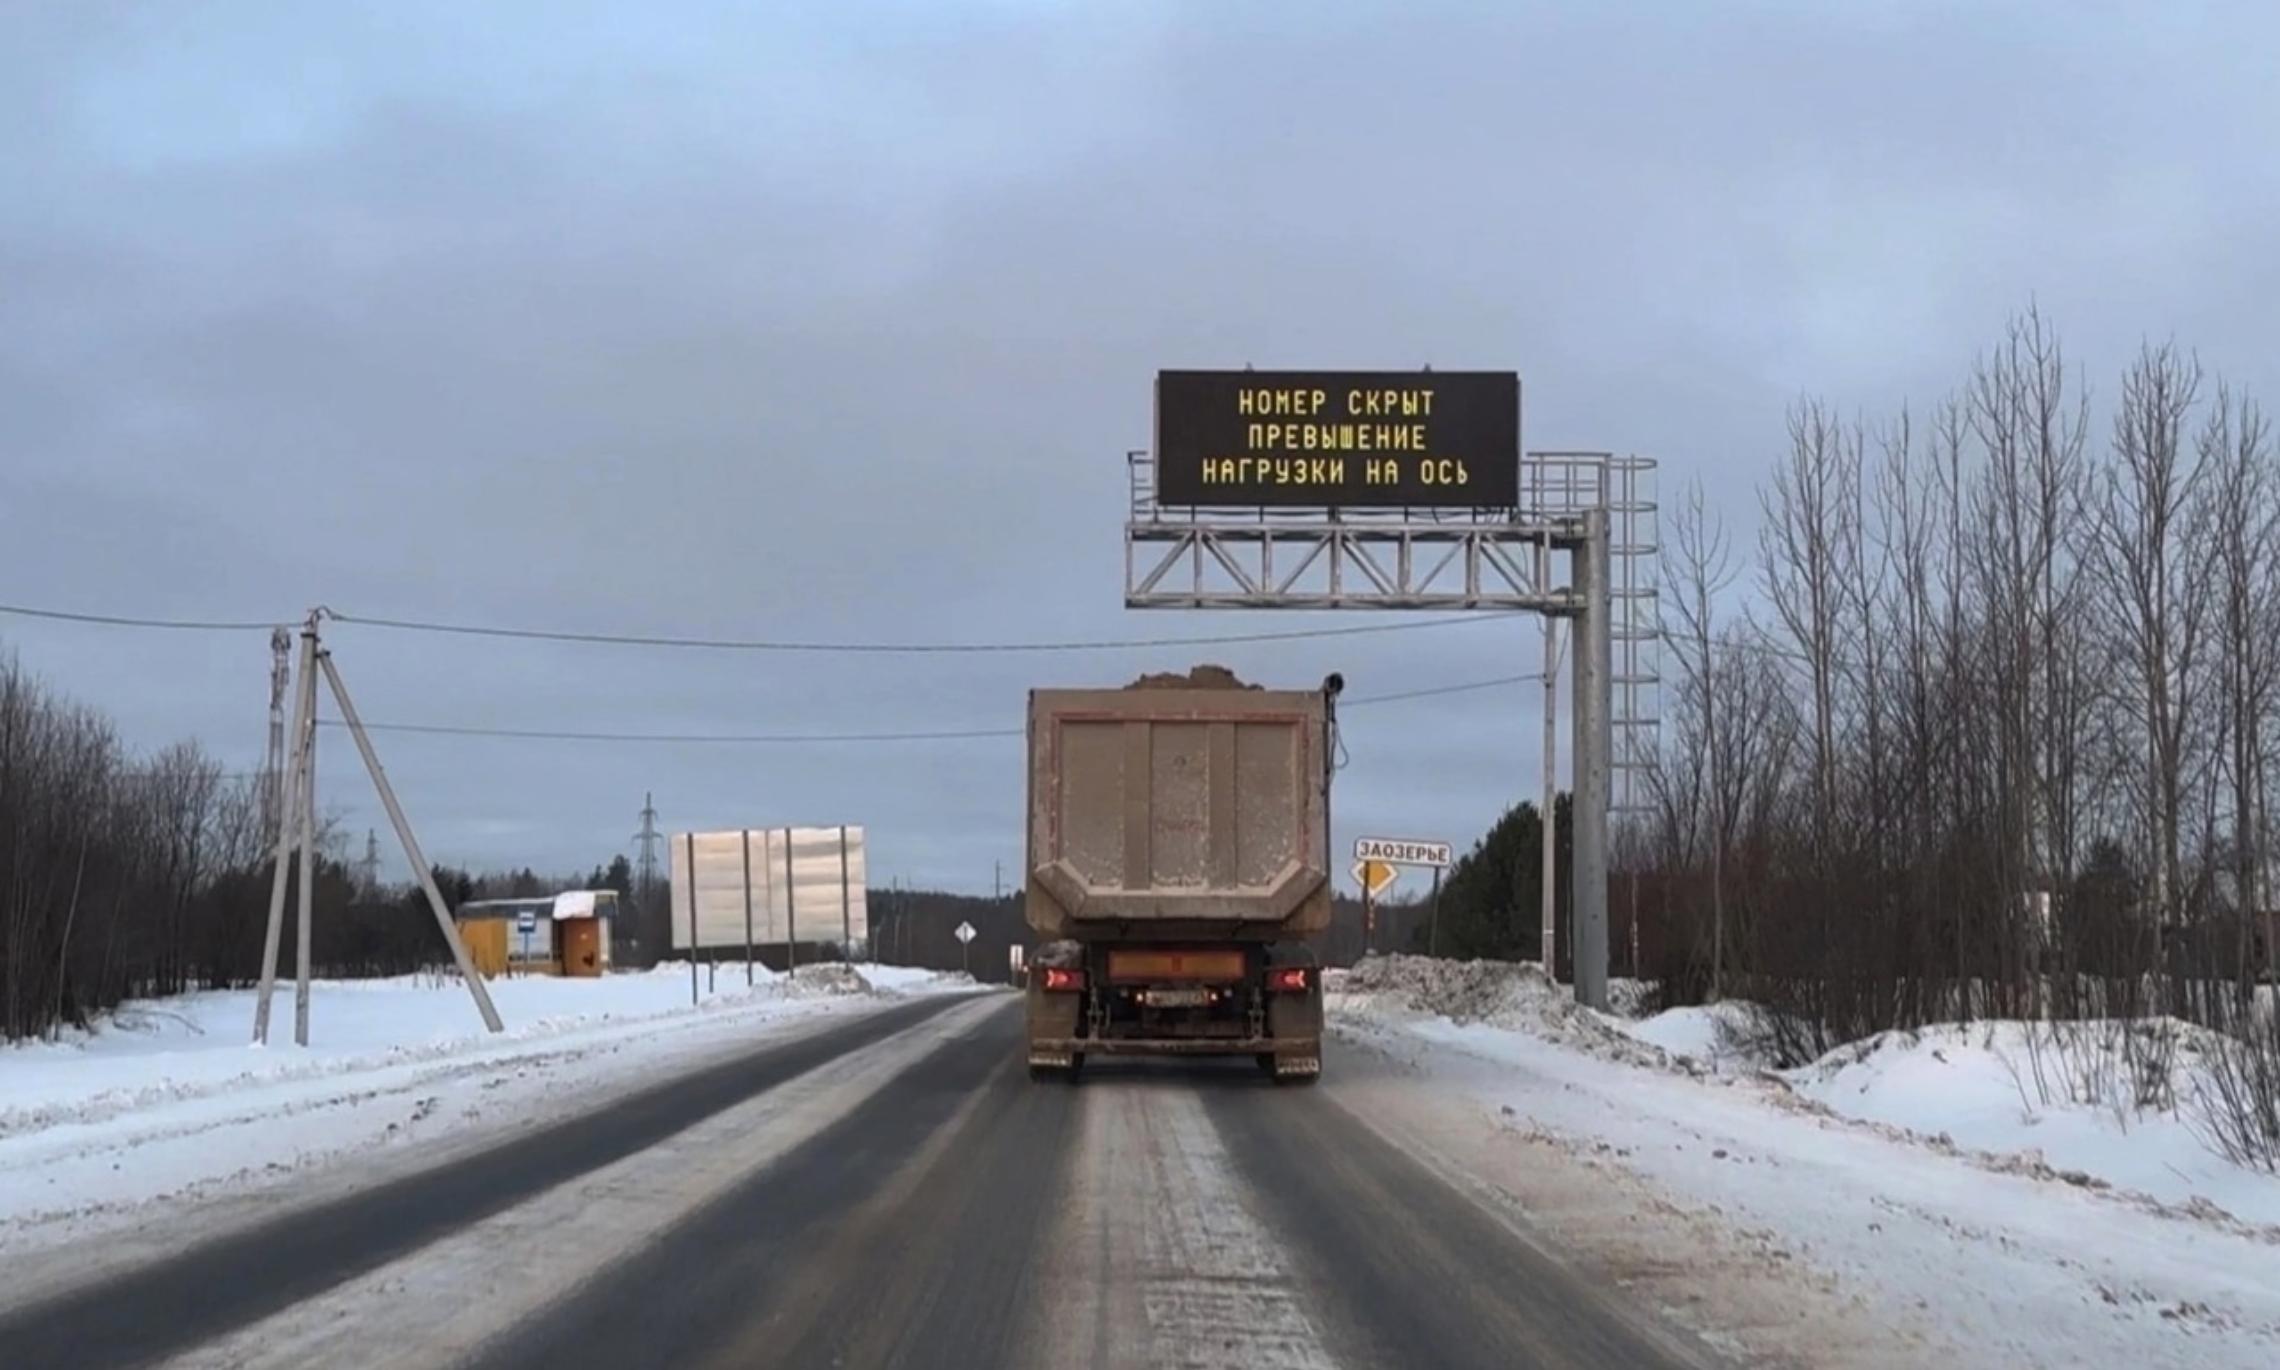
0,602,281,632
306,673,1546,747
322,609,1525,654
320,720,1024,744
1349,673,1541,705
2,598,1527,654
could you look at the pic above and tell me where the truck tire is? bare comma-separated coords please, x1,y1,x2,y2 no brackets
1255,1052,1277,1076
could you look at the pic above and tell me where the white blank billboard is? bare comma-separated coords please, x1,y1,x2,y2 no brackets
668,826,869,950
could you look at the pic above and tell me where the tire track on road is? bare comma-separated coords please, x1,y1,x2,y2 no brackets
1023,1061,1340,1370
756,1024,1080,1370
1203,1078,1723,1370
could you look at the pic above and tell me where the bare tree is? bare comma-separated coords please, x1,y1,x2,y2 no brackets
1964,304,2093,1012
2091,342,2207,988
2197,385,2280,984
1759,398,1861,849
1664,481,1740,997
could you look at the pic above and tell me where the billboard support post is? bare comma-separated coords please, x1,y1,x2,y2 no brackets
839,825,853,962
685,832,699,1006
741,828,755,987
784,827,798,976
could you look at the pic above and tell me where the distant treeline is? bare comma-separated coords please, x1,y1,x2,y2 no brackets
1634,308,2277,1050
0,646,670,1041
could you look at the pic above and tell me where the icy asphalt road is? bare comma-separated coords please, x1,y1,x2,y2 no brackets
0,993,1716,1370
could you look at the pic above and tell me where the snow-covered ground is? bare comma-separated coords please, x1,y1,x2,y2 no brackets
0,961,976,1253
1621,1001,1773,1074
1329,955,2280,1369
1785,1019,2279,1227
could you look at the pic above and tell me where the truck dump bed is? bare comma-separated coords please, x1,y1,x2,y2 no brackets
1025,672,1331,942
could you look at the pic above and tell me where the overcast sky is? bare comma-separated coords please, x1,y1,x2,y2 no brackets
5,1,2277,895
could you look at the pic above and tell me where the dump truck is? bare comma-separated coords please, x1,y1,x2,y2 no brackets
1024,665,1339,1084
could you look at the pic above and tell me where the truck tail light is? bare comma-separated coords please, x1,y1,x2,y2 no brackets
1266,967,1311,993
1041,967,1086,993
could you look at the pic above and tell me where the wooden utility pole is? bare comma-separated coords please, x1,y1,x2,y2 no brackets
254,612,503,1042
253,620,317,1045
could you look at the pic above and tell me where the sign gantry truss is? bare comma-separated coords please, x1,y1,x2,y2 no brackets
1126,516,1572,612
1123,450,1661,808
1121,448,1663,1012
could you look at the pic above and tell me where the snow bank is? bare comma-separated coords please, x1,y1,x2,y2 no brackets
0,963,972,1142
1333,953,2280,1229
1623,1000,1787,1075
1786,1020,2280,1226
1331,953,1667,1068
0,963,981,1246
856,964,978,994
1333,1006,2280,1368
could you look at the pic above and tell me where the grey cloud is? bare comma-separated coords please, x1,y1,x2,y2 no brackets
6,1,2278,888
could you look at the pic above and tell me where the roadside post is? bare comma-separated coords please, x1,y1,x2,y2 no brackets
1353,858,1396,952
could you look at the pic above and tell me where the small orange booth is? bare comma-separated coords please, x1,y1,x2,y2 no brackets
451,891,617,978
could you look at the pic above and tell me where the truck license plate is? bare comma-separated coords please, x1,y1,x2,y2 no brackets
1143,988,1210,1008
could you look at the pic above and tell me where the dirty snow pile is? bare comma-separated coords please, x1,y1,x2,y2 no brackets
1329,953,1666,1068
1603,976,1658,1019
0,962,976,1245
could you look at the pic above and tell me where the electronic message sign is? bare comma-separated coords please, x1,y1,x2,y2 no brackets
1153,370,1520,508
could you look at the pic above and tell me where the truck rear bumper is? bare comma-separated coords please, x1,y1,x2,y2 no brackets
1027,1036,1321,1075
